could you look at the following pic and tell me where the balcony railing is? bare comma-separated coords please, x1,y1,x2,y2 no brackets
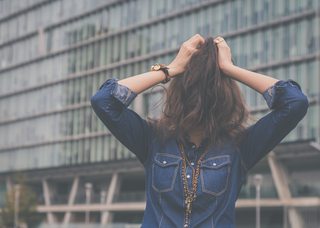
38,224,141,228
114,191,146,202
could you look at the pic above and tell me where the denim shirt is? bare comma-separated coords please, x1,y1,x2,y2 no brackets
90,77,309,228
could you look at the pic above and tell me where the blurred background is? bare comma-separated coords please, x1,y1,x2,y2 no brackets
0,0,319,227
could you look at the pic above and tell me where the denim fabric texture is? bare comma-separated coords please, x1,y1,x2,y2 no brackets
90,77,309,228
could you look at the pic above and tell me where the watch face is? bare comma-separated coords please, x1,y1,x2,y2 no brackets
153,64,161,70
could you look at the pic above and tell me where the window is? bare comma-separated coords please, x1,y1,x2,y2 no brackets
127,31,137,58
143,90,164,118
119,33,127,61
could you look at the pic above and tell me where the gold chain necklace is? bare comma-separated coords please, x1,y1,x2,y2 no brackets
178,141,210,228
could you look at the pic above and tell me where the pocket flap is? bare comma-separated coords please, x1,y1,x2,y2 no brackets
201,155,231,169
154,153,181,167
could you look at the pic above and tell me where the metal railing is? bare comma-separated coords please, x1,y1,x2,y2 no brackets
38,224,141,228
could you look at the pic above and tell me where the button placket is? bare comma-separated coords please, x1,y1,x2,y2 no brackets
186,146,196,169
186,166,193,189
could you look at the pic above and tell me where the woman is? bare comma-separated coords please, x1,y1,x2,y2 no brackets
90,34,309,227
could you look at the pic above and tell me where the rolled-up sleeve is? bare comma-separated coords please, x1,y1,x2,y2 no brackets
90,77,154,165
239,79,309,172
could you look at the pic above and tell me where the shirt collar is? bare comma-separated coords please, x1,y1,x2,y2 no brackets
183,133,209,150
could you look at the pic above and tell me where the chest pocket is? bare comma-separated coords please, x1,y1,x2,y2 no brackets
152,153,181,193
200,155,231,196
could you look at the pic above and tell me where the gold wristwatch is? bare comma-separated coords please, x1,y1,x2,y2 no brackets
150,63,171,84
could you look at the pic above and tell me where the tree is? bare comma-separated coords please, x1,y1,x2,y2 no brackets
0,174,42,228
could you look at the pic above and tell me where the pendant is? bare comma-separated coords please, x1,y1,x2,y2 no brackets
185,197,192,213
186,201,191,212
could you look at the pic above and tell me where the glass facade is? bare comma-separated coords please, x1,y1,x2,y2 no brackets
0,0,319,225
0,0,319,172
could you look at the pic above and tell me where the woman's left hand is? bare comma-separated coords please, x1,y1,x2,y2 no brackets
214,36,234,73
167,34,205,77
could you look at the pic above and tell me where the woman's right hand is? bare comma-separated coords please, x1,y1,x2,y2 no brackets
167,34,205,77
213,36,234,73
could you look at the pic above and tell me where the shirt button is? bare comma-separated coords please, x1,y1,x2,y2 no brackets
190,162,194,166
186,174,191,179
162,161,167,164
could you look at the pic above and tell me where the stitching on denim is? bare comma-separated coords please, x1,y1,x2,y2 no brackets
155,153,182,160
152,158,180,193
156,152,181,159
200,160,231,196
148,185,161,227
201,166,230,196
159,214,163,228
202,154,230,162
154,153,182,167
159,194,163,228
201,155,231,169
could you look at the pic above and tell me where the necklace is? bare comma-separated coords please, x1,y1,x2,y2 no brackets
178,141,210,228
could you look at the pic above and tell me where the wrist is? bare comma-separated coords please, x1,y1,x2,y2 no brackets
220,63,236,76
167,65,182,77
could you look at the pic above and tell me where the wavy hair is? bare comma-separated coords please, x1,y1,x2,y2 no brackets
147,37,251,148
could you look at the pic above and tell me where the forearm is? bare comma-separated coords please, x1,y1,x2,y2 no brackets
117,70,170,94
223,65,280,94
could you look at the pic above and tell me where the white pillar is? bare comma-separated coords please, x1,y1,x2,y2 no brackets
42,179,55,224
6,176,12,192
63,176,79,224
101,172,121,224
267,151,304,228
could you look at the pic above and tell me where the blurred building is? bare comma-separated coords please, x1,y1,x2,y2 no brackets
0,0,319,227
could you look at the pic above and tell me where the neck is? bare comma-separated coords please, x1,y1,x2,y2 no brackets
187,131,204,148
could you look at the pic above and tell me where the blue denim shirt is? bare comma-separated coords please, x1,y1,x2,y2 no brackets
90,77,309,228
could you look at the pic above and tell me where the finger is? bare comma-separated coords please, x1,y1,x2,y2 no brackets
214,35,224,41
214,36,225,44
189,34,205,48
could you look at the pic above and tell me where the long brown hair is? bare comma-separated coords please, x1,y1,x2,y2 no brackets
147,37,251,148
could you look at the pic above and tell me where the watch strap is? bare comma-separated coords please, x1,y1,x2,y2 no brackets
151,64,171,84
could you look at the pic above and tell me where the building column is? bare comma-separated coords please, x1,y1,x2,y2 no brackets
267,151,304,228
316,4,320,145
6,176,12,192
101,172,121,224
42,179,55,224
37,27,46,55
63,176,79,224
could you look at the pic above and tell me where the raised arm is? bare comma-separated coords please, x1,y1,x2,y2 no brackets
214,36,309,171
117,34,205,93
90,34,205,165
214,36,280,92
